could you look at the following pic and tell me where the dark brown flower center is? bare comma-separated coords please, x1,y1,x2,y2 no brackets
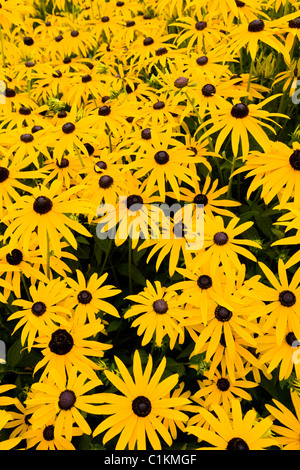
289,18,300,28
143,37,154,46
98,105,111,116
33,196,53,214
174,77,189,89
101,16,110,22
71,30,79,37
20,133,34,143
217,377,230,391
126,194,143,211
202,84,216,97
43,425,55,441
215,305,232,322
0,167,9,182
248,19,264,32
56,157,69,168
193,193,208,206
62,122,75,134
279,290,296,307
99,175,113,188
141,128,151,140
153,299,168,314
55,35,63,42
289,150,300,170
153,101,165,110
24,36,34,46
154,150,169,164
19,106,31,115
132,396,152,417
77,290,92,304
286,331,297,346
227,437,249,450
48,329,74,355
6,249,23,266
25,61,35,67
94,160,107,173
32,125,43,133
231,103,249,118
213,231,228,245
31,301,47,317
58,390,76,410
82,74,92,83
195,21,207,30
196,56,208,66
197,274,212,289
4,88,16,98
155,47,168,56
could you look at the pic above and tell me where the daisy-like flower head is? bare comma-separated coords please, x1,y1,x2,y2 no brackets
0,410,21,450
127,128,199,201
2,179,94,260
124,280,189,349
23,418,82,450
192,363,257,413
243,259,300,346
65,269,121,325
92,350,190,449
185,398,278,450
256,326,300,381
266,390,300,450
32,317,112,382
193,214,261,276
198,94,288,157
173,175,241,219
8,278,71,352
96,171,163,248
185,264,263,362
234,140,300,207
228,16,290,62
26,367,103,442
137,205,203,278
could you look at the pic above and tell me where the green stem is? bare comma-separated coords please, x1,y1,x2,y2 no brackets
74,144,85,167
46,231,51,278
245,56,255,105
0,25,6,68
99,237,113,277
128,237,133,294
226,147,239,198
21,273,31,300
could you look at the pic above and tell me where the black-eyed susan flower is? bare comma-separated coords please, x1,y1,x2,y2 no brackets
65,270,121,325
23,419,82,450
185,398,277,450
8,278,71,352
192,215,261,276
266,390,300,450
198,95,287,157
32,317,112,382
234,140,300,207
92,350,190,449
26,367,104,441
0,410,21,450
243,260,300,346
192,364,257,413
124,280,189,349
256,327,300,381
2,179,94,260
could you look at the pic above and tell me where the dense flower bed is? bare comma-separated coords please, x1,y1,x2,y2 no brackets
0,0,300,451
